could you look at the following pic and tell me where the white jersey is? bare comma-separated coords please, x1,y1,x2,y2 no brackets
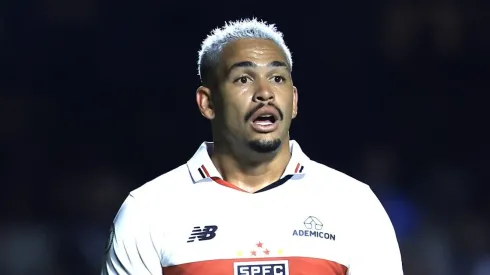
102,140,403,275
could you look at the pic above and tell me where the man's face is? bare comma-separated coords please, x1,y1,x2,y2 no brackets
198,38,298,153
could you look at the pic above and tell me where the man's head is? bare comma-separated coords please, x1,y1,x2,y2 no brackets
196,18,298,156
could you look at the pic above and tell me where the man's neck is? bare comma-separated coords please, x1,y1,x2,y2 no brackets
210,140,292,193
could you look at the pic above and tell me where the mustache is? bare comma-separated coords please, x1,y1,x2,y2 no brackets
244,103,284,122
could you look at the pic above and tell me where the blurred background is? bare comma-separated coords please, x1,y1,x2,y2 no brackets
1,0,489,274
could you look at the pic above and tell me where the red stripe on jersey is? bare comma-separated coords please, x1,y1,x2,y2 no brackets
294,163,301,173
163,256,347,275
212,177,248,193
201,165,211,177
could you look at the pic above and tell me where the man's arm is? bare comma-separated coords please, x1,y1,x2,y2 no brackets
101,195,162,275
347,186,404,275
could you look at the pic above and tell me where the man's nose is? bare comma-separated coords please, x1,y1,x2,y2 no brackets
253,81,274,103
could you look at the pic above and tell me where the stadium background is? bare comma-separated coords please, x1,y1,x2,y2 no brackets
1,1,489,274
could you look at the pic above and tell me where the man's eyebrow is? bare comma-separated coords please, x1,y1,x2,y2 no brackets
227,60,288,74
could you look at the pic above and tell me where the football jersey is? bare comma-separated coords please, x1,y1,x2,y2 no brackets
102,140,403,275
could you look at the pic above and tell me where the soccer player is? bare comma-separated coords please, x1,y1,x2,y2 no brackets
101,18,403,275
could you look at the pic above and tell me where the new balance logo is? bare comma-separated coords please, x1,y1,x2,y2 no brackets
187,225,218,243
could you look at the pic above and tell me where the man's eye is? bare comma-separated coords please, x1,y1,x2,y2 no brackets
235,76,250,84
272,76,285,83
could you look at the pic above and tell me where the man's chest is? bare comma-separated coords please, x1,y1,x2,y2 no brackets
160,189,350,274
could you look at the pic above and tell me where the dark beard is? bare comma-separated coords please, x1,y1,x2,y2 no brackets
248,139,282,153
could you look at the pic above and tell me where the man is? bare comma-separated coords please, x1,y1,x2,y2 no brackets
102,18,403,275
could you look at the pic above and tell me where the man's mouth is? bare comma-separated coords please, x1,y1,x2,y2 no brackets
253,115,277,126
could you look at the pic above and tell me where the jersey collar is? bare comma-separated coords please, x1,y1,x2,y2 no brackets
187,140,309,183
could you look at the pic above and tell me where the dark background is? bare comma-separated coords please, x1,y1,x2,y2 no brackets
1,1,489,274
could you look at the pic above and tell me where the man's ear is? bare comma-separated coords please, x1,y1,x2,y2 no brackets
292,85,298,119
196,86,215,120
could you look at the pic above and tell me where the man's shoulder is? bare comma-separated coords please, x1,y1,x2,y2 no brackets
306,159,371,194
111,164,195,227
305,160,380,219
129,163,193,202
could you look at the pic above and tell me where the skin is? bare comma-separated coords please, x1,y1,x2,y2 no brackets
196,38,298,193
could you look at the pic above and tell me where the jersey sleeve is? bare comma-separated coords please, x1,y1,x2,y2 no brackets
347,186,404,275
101,195,162,275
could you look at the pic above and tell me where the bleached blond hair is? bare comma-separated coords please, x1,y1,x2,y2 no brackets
197,18,293,84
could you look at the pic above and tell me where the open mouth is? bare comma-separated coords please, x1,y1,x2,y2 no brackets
253,115,277,126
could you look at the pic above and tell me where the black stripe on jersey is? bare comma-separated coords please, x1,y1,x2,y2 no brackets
254,174,293,194
299,166,304,173
198,168,206,179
